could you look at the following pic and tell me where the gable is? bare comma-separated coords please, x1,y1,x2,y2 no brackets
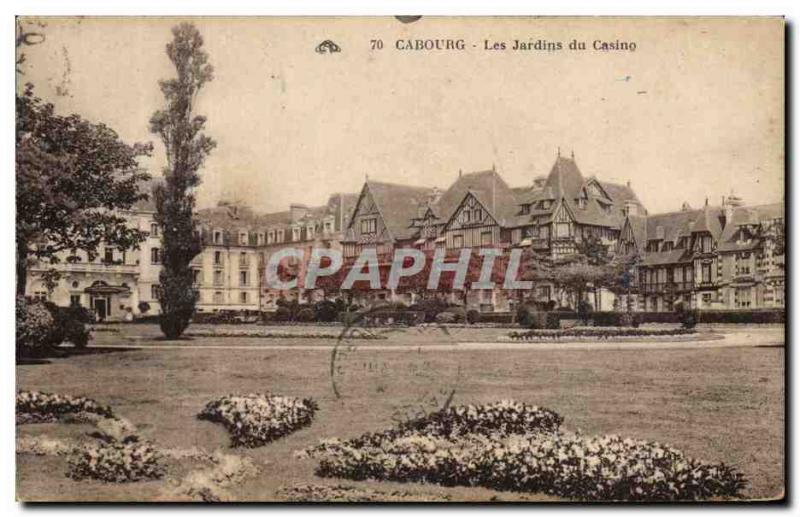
348,185,392,243
443,192,498,231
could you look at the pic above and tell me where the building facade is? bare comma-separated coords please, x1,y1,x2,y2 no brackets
25,153,784,318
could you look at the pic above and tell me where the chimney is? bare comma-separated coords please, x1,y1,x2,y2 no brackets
681,201,691,212
290,203,309,223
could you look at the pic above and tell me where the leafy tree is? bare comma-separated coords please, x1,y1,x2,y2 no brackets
150,23,216,338
16,85,152,295
520,235,623,310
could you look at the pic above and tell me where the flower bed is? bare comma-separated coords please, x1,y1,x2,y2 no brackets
68,441,165,482
337,401,564,447
185,329,386,340
508,327,696,341
301,401,746,501
198,393,318,447
16,390,114,424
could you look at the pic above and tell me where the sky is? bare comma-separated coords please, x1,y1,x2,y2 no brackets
17,16,784,215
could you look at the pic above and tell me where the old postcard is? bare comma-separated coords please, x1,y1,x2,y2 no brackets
15,16,784,503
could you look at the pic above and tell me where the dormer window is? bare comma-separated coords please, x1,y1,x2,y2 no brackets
577,198,586,209
257,232,265,245
306,225,315,239
323,221,333,235
277,229,285,242
292,227,301,242
239,232,248,245
520,204,530,215
213,230,223,245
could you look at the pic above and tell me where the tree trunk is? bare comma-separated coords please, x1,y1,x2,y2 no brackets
16,239,28,296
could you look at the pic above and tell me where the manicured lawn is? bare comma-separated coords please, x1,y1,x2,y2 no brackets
16,325,784,502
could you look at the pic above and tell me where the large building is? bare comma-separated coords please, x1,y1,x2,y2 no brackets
25,180,163,321
25,153,784,319
618,196,785,312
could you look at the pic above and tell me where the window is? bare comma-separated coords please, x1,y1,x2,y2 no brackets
213,291,224,304
452,235,464,249
541,200,551,210
213,231,223,244
701,236,712,253
267,230,275,244
192,269,201,286
702,293,712,306
213,270,224,286
70,294,82,307
150,247,160,264
701,263,712,283
239,232,248,245
71,281,80,289
240,270,249,286
240,292,248,304
257,232,265,245
735,287,752,308
520,204,530,215
214,251,223,265
307,225,315,239
150,222,159,237
277,229,285,242
481,231,492,246
463,210,471,223
360,218,377,235
324,221,332,235
151,284,160,300
473,208,482,221
239,252,248,267
555,223,570,238
104,247,114,264
577,198,586,209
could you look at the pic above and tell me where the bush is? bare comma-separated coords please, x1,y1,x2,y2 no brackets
17,390,114,424
68,441,165,482
49,304,92,348
198,393,319,447
577,300,593,323
314,300,339,322
274,306,292,322
478,312,514,325
16,297,56,355
465,309,481,325
674,301,698,329
408,298,451,323
434,311,463,324
592,312,641,328
296,308,315,322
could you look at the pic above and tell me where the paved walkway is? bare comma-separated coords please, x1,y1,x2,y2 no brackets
85,327,783,352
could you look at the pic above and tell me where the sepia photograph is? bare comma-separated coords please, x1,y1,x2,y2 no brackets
13,14,785,503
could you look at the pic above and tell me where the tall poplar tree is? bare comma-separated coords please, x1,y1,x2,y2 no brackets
150,23,216,339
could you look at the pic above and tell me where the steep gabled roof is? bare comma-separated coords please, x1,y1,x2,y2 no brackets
431,169,524,228
361,180,434,241
516,155,645,230
717,202,784,252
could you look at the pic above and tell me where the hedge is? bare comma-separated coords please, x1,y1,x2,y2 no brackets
338,310,425,326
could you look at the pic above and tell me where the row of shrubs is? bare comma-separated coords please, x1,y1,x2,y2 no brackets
508,327,697,341
302,402,747,501
16,297,92,356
